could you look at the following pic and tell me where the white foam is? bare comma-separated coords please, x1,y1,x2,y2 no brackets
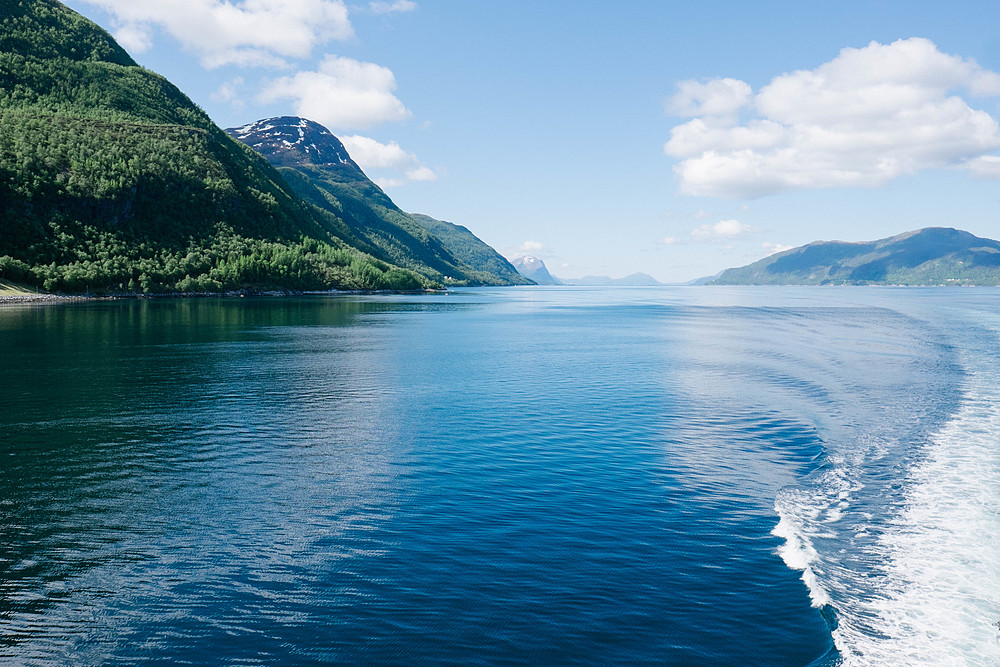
833,367,1000,665
772,460,861,609
770,315,1000,664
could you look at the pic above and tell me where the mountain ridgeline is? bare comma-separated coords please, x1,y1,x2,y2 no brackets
0,0,525,293
712,228,1000,285
226,117,530,287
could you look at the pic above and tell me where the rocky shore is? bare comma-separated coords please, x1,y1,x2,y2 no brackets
0,293,92,305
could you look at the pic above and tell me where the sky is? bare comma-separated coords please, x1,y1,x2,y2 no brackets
61,0,1000,282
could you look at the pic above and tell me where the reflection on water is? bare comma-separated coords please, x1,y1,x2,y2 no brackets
0,288,984,665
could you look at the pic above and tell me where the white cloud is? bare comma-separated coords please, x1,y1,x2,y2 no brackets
966,155,1000,178
369,0,416,14
112,23,153,53
210,77,245,106
340,135,435,186
341,135,415,168
502,241,548,261
405,166,437,182
259,55,411,131
372,177,407,188
665,38,1000,198
667,77,752,120
517,241,545,254
761,242,794,255
79,0,353,68
691,219,755,241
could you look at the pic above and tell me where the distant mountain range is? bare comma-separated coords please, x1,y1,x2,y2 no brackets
511,256,665,286
712,227,1000,286
565,273,664,286
0,0,526,294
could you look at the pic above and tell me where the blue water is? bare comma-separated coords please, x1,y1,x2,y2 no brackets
1,287,998,665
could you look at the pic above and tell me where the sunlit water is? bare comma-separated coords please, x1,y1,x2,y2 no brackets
1,287,997,665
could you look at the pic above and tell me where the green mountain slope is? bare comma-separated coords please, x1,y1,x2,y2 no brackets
712,227,1000,285
0,0,430,293
408,214,530,285
227,117,529,286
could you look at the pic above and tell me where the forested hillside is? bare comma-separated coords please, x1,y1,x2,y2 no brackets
228,117,530,286
0,0,430,293
408,214,529,285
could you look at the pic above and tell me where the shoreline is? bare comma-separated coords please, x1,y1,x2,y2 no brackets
0,288,448,306
0,293,94,304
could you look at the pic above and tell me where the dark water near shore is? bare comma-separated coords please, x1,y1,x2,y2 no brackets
2,287,999,665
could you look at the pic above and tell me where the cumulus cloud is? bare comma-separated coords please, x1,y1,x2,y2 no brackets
761,241,794,255
340,135,435,186
659,236,681,245
504,241,547,259
665,38,1000,198
667,77,752,120
966,155,1000,178
78,0,353,67
210,77,245,105
259,55,411,131
369,0,416,13
690,219,755,241
405,166,437,182
341,135,415,168
112,22,153,53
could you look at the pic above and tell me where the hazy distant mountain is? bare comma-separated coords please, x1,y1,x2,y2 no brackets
685,272,724,286
712,227,1000,286
513,256,560,285
564,273,664,286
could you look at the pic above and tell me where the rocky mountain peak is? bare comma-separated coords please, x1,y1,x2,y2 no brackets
226,116,361,171
513,256,559,285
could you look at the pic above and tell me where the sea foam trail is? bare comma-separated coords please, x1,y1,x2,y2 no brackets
833,359,1000,665
772,459,862,610
771,309,1000,665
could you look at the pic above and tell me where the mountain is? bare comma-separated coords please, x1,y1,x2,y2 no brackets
686,271,724,286
0,0,469,293
226,117,529,286
513,256,560,285
711,227,1000,286
564,273,664,286
407,214,532,285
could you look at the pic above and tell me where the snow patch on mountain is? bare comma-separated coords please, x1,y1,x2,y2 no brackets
226,116,359,170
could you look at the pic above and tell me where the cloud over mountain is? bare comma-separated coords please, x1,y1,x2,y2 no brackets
78,0,353,67
690,219,755,241
259,55,411,131
665,38,1000,198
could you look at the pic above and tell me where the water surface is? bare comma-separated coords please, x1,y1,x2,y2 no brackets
1,287,997,664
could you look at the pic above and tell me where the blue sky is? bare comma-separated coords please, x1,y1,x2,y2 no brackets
63,0,1000,282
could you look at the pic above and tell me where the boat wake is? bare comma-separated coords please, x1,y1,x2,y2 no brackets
834,363,1000,664
775,319,1000,664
